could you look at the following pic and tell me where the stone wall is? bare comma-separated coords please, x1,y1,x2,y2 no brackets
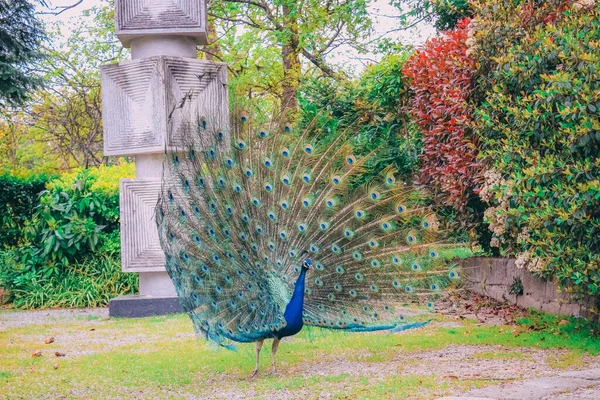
461,257,598,320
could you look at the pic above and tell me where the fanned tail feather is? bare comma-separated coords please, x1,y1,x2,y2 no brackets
156,103,467,347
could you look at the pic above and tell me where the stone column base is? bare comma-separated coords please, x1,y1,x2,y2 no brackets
109,295,184,318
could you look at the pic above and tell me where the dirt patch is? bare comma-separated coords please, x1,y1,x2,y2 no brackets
0,307,108,330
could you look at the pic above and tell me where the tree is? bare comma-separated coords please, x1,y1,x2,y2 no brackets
28,3,126,168
0,1,127,174
207,0,373,117
0,0,46,108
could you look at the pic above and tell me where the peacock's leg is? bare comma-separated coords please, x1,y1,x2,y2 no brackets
269,338,281,375
250,339,264,377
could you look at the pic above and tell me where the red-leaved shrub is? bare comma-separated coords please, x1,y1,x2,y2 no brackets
404,18,482,211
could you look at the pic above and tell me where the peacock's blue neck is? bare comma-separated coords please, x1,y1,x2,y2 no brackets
275,267,308,339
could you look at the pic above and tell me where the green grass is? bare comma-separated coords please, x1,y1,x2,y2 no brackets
545,351,586,370
0,310,598,399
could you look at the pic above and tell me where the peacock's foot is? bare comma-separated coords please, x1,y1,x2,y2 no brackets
249,368,259,378
267,367,277,376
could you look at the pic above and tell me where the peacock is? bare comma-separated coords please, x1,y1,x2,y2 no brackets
155,108,463,376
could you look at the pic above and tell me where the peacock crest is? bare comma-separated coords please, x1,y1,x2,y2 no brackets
156,109,463,349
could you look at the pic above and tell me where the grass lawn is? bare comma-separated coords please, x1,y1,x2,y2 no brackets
1,309,599,399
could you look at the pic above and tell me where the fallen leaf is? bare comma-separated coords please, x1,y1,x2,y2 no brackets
55,352,66,357
32,351,42,358
89,328,96,331
44,337,55,344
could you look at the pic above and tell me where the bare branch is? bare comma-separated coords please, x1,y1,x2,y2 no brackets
207,12,265,30
222,0,283,30
39,0,84,16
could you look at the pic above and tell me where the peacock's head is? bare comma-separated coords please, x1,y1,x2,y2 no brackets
302,259,313,271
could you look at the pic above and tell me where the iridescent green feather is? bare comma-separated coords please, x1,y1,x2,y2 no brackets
156,109,465,348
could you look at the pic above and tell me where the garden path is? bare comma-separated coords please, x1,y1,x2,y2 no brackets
440,369,600,399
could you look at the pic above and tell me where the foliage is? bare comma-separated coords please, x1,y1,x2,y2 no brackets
0,163,136,308
0,115,65,177
473,0,600,295
299,53,419,184
0,0,125,174
207,0,373,114
0,174,50,249
0,235,137,309
404,18,483,213
27,1,125,168
389,0,472,32
509,277,524,296
0,0,46,108
46,160,133,198
430,0,472,30
25,163,133,266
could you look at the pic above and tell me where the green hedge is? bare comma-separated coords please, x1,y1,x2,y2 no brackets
0,174,50,248
473,1,600,295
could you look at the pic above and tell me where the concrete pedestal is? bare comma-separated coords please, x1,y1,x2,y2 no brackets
104,1,223,318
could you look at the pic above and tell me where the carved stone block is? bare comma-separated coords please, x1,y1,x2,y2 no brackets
115,0,207,46
120,178,165,272
101,57,228,156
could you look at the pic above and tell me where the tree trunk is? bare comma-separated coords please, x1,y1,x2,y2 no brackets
281,3,300,121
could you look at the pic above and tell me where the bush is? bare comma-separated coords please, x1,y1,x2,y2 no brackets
403,18,493,250
0,233,137,308
404,18,482,211
300,53,419,185
0,163,138,308
0,174,50,248
473,0,600,295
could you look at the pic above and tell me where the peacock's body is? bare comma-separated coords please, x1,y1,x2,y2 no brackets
156,111,462,375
